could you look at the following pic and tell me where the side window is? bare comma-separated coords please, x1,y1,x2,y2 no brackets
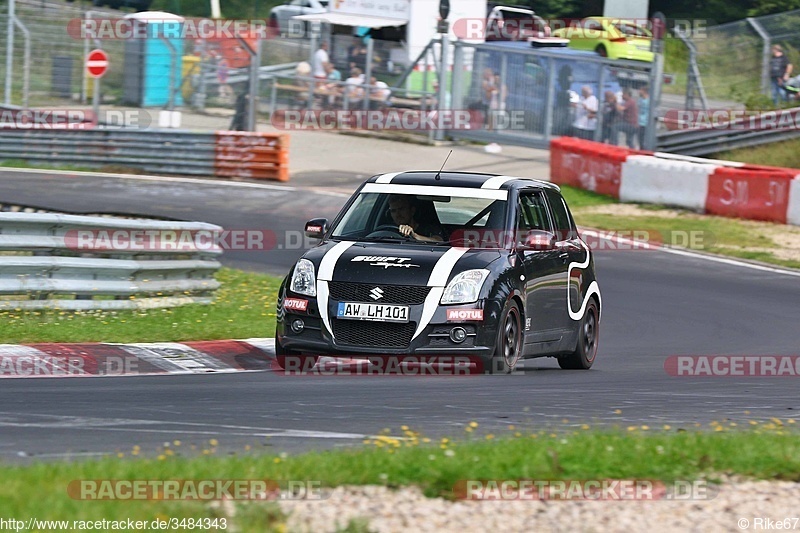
545,189,576,241
517,191,551,234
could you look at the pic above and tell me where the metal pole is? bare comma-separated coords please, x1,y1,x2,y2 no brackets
594,62,606,142
543,56,556,140
158,37,178,112
13,17,30,109
435,36,449,141
451,41,464,111
646,56,663,151
5,0,15,105
92,76,100,120
363,38,373,112
250,37,261,131
747,17,772,97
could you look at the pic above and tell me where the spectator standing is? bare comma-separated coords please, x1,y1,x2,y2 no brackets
770,44,793,106
612,88,639,148
637,86,650,149
480,68,496,128
313,42,329,80
600,90,619,143
572,85,598,140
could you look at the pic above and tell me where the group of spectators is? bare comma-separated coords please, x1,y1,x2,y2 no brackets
572,85,651,149
297,42,391,109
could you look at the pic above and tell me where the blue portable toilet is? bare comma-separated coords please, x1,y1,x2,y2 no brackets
122,11,185,107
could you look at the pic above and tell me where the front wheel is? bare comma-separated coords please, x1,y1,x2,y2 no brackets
559,299,599,369
486,300,522,374
596,45,608,58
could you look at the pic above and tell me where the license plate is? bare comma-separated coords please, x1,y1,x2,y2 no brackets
336,302,409,323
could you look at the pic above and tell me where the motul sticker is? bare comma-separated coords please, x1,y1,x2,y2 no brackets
284,298,309,311
306,225,323,234
446,309,484,321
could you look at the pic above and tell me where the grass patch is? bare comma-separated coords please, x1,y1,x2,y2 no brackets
0,268,283,344
714,137,800,169
0,425,798,522
0,159,99,173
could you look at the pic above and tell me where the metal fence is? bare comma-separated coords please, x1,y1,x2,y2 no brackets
0,0,312,112
0,212,222,310
680,9,800,107
448,41,658,150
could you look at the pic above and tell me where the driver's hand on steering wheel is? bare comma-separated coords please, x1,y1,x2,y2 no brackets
398,224,417,239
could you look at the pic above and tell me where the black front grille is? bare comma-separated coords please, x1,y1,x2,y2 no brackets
333,320,416,348
329,282,430,305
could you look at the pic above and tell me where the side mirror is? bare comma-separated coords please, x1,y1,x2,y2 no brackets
304,218,328,239
520,230,556,251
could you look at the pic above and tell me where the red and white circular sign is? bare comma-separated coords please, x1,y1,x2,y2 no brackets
86,49,109,78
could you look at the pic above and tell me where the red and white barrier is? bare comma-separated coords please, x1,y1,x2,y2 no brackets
785,176,800,226
620,155,715,211
551,137,800,226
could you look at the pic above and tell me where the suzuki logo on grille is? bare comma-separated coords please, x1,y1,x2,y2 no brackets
370,287,384,300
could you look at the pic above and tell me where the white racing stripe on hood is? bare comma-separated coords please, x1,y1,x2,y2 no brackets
318,241,355,281
412,247,468,340
317,241,355,341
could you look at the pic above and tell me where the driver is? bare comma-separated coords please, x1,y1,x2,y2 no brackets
387,195,444,242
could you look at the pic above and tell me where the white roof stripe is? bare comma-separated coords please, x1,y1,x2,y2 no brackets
480,175,518,189
374,172,404,183
362,183,507,200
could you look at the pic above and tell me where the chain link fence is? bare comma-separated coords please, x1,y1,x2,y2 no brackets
0,0,312,113
681,8,800,108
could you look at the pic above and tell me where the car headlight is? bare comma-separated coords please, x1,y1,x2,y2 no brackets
440,269,490,304
290,259,316,297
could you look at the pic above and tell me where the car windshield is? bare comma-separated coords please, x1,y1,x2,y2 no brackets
614,22,651,38
330,192,508,247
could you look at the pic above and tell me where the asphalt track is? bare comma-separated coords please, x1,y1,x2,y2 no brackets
0,169,799,461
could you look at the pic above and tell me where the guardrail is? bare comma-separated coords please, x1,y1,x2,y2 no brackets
0,213,223,310
657,106,800,156
0,129,290,182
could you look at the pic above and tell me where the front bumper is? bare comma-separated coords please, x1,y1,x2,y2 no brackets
277,290,503,358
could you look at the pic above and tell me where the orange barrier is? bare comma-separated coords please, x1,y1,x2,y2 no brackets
706,166,793,223
550,137,649,199
214,131,290,182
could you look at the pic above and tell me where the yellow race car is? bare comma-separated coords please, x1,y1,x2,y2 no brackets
553,17,654,62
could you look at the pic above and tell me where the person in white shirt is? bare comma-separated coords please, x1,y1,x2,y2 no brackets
345,67,365,106
369,76,391,109
572,85,598,140
313,42,329,80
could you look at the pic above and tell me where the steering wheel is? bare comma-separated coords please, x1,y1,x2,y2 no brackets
365,224,408,239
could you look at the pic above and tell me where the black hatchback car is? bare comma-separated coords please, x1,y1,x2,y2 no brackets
275,171,601,373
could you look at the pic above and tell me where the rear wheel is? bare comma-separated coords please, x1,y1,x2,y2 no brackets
275,327,319,371
596,45,608,58
559,299,599,369
486,301,522,374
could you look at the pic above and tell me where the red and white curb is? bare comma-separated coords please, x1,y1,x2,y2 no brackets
0,339,276,378
0,339,462,378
